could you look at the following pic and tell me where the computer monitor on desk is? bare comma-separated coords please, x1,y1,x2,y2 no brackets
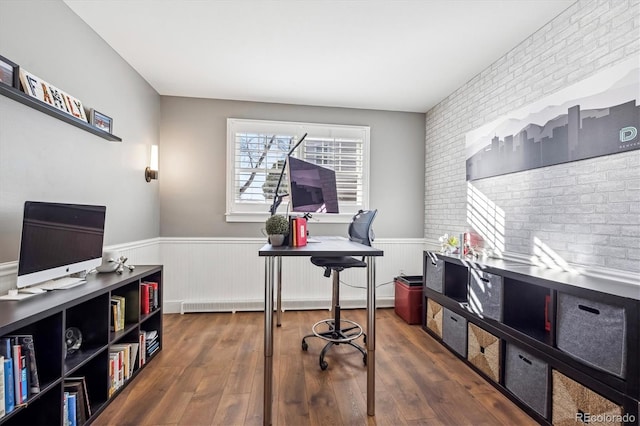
287,157,339,214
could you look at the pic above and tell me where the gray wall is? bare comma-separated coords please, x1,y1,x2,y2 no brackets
159,97,425,238
0,0,161,263
425,0,639,272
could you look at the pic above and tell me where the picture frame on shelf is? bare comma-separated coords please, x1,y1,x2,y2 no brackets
89,109,113,133
0,54,19,89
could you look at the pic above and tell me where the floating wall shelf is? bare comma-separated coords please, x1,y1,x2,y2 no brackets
0,84,122,142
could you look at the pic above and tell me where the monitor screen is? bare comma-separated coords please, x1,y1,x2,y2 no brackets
17,201,106,288
287,157,339,213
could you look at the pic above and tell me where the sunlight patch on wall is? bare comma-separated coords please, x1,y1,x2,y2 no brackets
466,182,506,256
532,237,577,273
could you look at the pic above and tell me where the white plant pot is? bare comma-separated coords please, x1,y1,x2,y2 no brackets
269,234,285,246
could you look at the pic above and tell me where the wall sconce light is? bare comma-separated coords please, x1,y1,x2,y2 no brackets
145,145,159,182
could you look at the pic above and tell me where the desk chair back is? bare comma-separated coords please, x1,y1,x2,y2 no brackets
348,209,377,247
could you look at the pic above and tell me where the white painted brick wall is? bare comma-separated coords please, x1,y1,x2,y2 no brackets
425,0,640,273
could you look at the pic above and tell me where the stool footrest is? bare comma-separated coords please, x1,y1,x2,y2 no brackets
312,319,364,343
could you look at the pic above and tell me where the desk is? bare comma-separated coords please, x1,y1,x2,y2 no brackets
259,236,384,425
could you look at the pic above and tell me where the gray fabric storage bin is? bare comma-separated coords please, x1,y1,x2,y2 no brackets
425,254,444,293
442,308,467,357
505,343,549,418
556,292,627,378
468,268,502,321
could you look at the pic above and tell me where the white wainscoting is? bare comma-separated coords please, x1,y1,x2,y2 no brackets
160,238,428,314
0,238,428,314
0,239,161,297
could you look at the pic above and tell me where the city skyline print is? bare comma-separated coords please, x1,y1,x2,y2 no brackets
465,58,639,181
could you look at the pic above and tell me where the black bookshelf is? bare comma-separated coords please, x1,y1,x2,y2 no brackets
0,265,162,425
423,252,639,426
0,84,121,142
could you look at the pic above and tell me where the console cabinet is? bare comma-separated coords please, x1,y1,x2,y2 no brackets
0,265,162,425
423,252,639,425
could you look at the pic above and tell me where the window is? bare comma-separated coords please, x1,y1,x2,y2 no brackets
226,119,370,222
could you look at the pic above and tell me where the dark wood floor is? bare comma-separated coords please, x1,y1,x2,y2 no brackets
94,308,536,425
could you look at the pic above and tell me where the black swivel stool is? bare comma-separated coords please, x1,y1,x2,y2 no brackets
301,209,378,370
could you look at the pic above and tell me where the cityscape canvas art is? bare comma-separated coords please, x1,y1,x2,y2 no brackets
465,59,639,181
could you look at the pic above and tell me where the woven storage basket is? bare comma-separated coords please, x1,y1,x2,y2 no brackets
552,370,623,426
467,323,500,382
426,298,443,338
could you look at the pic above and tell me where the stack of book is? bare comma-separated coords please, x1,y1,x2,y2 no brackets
142,330,159,359
0,335,40,413
288,217,307,247
140,282,159,315
108,342,139,397
110,295,126,332
63,377,91,426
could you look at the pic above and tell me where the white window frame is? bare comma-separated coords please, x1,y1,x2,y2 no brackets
226,118,370,223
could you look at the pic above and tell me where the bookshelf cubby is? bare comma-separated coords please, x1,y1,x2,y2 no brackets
0,265,162,425
423,252,639,425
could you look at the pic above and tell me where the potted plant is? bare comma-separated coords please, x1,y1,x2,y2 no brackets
265,214,289,246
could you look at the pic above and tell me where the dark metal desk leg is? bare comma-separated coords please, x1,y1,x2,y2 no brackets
276,256,282,327
366,256,376,416
264,256,275,426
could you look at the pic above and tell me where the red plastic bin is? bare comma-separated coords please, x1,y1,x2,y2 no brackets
394,275,423,325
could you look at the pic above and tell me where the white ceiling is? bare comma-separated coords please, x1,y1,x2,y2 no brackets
64,0,575,113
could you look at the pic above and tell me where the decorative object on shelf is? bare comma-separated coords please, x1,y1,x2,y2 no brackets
64,327,83,357
438,233,459,254
114,256,135,274
96,251,135,274
19,68,88,121
145,145,159,182
89,108,113,133
0,54,19,89
265,214,289,246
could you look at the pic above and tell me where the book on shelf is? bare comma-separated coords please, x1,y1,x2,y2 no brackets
108,357,115,398
64,377,91,425
110,344,132,381
110,299,120,332
8,335,40,394
63,391,69,426
110,295,126,331
11,345,27,405
138,332,146,367
0,355,4,418
142,281,159,311
129,342,139,376
67,392,77,426
140,283,150,314
3,357,14,414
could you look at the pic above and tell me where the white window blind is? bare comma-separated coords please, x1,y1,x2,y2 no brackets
226,119,370,222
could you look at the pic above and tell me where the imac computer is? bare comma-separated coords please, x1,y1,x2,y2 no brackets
287,157,339,214
16,201,106,290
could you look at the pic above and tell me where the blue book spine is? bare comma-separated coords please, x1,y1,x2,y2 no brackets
68,393,77,426
4,358,14,413
19,356,27,403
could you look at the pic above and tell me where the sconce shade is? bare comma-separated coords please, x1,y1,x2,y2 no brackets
145,145,159,182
